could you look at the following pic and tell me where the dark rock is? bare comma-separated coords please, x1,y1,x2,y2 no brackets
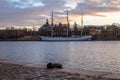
47,63,53,69
47,63,63,69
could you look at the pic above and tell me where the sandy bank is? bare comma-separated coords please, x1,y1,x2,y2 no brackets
0,59,120,80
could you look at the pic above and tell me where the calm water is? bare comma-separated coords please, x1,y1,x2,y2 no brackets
0,41,120,72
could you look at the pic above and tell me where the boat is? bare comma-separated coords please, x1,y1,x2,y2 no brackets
40,11,92,41
41,35,92,41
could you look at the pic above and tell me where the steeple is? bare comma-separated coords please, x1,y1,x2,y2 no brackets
46,19,49,25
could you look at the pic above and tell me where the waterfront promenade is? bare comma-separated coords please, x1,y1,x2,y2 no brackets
0,59,120,80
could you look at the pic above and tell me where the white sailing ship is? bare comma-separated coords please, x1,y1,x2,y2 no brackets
40,11,92,41
41,35,92,41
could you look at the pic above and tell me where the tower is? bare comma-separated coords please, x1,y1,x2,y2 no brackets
46,19,49,25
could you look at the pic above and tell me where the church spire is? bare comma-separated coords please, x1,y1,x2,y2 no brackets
46,19,49,25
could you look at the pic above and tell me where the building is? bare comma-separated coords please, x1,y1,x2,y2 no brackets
52,23,69,37
39,19,52,37
39,19,70,37
104,25,118,40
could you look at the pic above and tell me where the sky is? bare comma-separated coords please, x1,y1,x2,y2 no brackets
0,0,120,28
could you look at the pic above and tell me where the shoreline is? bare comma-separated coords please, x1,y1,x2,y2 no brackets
0,59,120,80
0,39,120,42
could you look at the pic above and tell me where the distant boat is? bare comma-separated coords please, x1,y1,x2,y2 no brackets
40,11,92,41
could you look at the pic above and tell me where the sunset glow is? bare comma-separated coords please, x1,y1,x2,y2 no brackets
0,0,120,27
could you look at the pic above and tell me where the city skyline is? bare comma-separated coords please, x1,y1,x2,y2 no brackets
0,0,120,27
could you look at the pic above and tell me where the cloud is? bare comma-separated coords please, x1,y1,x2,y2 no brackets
0,0,120,26
71,0,120,16
0,0,69,26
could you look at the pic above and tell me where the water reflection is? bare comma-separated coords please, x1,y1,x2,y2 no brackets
0,41,120,72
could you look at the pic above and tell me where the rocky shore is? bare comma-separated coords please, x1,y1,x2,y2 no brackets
0,59,120,80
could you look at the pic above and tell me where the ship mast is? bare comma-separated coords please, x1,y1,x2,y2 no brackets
51,11,54,37
81,14,83,37
51,11,54,26
66,10,69,37
67,11,70,28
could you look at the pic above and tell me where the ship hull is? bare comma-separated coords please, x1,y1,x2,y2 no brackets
41,35,92,41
